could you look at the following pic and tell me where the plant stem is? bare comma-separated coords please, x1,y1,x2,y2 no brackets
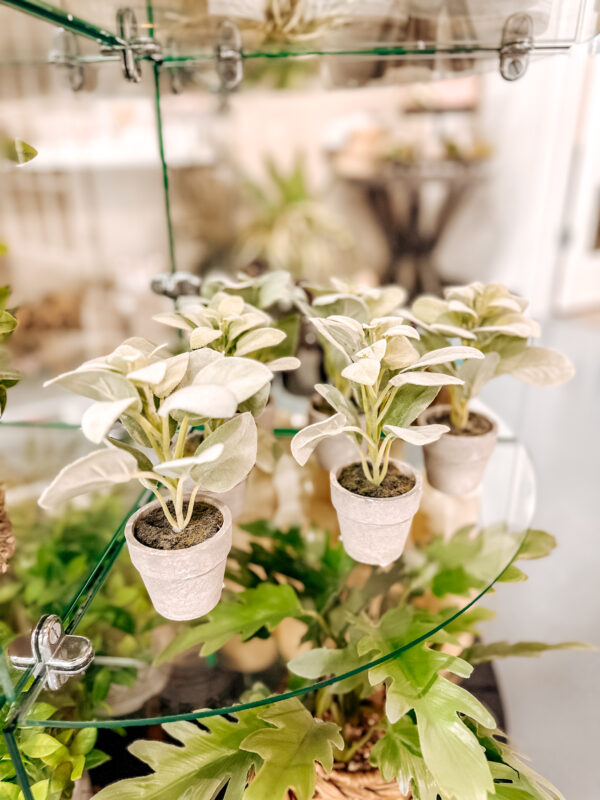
162,415,172,459
174,478,185,531
181,483,201,529
449,386,469,431
174,415,190,460
337,725,383,763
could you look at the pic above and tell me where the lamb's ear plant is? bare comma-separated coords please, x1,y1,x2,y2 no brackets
290,313,483,485
407,282,575,431
38,337,273,535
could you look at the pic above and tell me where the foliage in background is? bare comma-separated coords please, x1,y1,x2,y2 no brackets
98,519,577,800
407,283,575,430
0,288,20,417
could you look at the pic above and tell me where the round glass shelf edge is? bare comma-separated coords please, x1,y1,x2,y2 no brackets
8,409,535,731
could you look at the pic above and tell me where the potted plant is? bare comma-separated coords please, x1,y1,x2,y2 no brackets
301,279,407,472
38,336,276,620
153,289,300,516
0,286,20,575
407,282,575,495
95,519,581,800
289,313,483,565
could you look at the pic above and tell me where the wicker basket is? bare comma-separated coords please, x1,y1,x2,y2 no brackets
310,763,410,799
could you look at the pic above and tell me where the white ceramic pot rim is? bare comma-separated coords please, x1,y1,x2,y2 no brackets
331,458,422,503
125,494,232,561
420,404,498,439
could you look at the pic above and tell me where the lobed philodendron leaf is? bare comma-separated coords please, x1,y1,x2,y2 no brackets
463,640,592,665
38,449,140,509
156,582,303,663
290,413,347,466
241,699,344,800
190,412,258,492
370,716,438,800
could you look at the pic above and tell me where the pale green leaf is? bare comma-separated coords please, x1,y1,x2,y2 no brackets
464,640,592,665
234,327,286,356
191,413,257,492
153,444,225,479
158,385,238,420
290,413,347,466
383,423,448,446
497,346,574,386
193,357,273,404
45,368,139,403
81,397,140,444
189,327,223,349
341,358,380,386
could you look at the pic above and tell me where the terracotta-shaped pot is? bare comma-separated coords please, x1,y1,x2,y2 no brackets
330,459,422,567
419,404,498,496
125,496,232,621
308,399,362,474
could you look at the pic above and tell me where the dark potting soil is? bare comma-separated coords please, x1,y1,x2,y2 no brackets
134,501,223,550
338,462,416,498
430,409,493,436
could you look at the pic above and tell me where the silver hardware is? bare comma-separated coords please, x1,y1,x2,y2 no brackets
49,28,85,92
215,21,243,93
100,8,163,83
151,272,202,299
499,13,533,81
8,615,94,691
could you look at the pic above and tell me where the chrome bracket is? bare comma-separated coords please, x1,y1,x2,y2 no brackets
215,21,243,93
151,272,202,299
499,13,533,81
101,8,163,83
8,615,94,692
49,28,85,92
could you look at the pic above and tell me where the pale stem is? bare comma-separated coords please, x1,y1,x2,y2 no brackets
146,485,179,531
174,415,190,460
181,483,201,529
162,415,172,459
174,478,186,531
378,435,396,485
133,412,163,453
377,385,398,426
449,385,469,431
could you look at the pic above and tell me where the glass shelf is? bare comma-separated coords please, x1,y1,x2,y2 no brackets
0,405,535,786
1,0,598,84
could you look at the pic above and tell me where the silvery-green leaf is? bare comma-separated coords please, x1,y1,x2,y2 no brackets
447,299,477,317
310,316,364,364
128,353,190,397
153,312,194,331
189,327,223,349
215,292,245,317
315,383,359,426
312,294,370,322
444,284,478,304
177,304,214,329
497,346,575,386
455,352,501,398
238,382,271,417
383,337,420,370
487,296,526,313
106,437,154,472
382,324,420,340
291,413,346,466
193,357,273,404
159,385,238,419
355,339,386,362
389,372,464,388
234,327,286,357
407,346,484,370
411,295,448,324
227,310,270,340
341,358,380,387
81,398,140,444
383,423,449,446
178,348,224,389
266,357,300,372
45,368,139,403
363,285,406,317
153,444,225,478
38,449,140,509
430,323,476,340
259,269,296,309
474,318,540,338
191,413,257,492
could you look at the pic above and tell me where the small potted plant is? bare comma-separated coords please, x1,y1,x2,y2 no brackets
290,313,483,565
302,279,407,472
407,282,575,495
154,289,300,516
38,337,276,620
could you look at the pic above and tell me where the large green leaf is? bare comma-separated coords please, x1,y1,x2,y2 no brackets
157,583,303,663
370,716,438,800
463,640,591,665
241,698,343,800
94,706,265,800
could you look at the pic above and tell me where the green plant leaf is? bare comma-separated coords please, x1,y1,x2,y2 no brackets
463,640,592,665
71,728,97,756
20,733,64,759
241,698,343,800
157,583,303,662
370,716,438,800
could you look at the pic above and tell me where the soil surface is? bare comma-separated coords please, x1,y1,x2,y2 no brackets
430,409,493,436
338,462,415,498
134,501,223,550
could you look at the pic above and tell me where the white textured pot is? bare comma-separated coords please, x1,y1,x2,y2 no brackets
308,400,362,474
330,459,422,567
125,496,232,621
419,404,498,496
